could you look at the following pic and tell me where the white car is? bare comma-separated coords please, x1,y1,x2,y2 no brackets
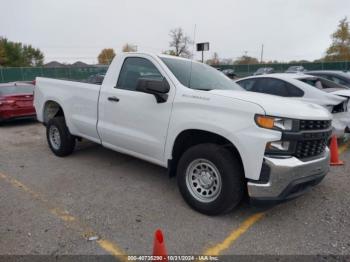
236,73,350,137
34,53,332,215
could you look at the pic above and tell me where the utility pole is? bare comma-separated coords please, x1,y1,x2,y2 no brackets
260,44,264,63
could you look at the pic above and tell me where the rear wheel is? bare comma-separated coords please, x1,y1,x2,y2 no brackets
46,117,75,157
177,143,244,215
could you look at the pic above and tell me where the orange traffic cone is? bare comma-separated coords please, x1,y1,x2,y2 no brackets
153,229,168,262
330,135,344,166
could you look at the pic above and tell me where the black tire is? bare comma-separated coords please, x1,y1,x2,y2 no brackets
177,143,244,215
46,117,75,157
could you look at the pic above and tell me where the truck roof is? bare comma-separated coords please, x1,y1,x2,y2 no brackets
121,52,201,65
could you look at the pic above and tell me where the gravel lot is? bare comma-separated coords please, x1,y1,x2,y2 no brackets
0,120,349,257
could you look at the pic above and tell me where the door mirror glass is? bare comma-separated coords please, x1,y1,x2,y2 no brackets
136,77,170,103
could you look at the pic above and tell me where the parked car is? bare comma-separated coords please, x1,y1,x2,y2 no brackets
222,69,237,79
34,53,332,215
253,67,274,75
306,70,350,88
0,82,36,123
236,73,350,137
86,73,105,85
297,74,349,92
285,66,305,73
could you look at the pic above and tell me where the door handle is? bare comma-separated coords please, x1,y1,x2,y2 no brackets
108,96,120,102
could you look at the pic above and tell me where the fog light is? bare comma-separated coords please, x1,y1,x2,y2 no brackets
266,141,290,151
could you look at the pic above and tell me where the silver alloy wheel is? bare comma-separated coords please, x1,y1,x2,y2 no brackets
185,159,222,203
49,125,61,150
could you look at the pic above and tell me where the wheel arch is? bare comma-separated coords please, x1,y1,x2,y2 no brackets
168,129,244,177
43,100,65,125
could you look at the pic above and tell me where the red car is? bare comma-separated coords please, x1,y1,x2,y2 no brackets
0,82,36,122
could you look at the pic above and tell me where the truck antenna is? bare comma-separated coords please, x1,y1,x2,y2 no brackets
189,24,197,89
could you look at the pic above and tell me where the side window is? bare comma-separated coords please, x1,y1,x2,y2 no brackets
117,57,163,91
253,78,289,96
331,76,347,86
320,74,333,81
253,78,304,97
285,83,304,97
237,79,256,91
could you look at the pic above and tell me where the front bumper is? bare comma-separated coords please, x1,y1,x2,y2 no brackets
248,148,330,202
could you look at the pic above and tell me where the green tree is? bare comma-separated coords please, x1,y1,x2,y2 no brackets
0,40,7,65
98,48,116,64
233,55,259,65
324,17,350,61
0,37,44,67
22,45,44,66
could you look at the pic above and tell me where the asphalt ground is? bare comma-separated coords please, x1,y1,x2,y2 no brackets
0,120,349,260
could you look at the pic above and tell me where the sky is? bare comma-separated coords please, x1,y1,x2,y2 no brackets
0,0,349,64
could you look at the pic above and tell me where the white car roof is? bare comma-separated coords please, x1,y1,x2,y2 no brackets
240,73,314,81
237,73,347,106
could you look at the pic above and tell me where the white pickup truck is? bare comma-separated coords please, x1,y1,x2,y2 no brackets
34,53,332,215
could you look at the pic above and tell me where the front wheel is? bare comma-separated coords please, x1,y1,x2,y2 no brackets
46,117,76,157
177,143,244,215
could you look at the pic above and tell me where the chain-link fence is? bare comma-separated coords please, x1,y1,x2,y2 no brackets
216,61,350,77
0,66,108,83
0,61,349,83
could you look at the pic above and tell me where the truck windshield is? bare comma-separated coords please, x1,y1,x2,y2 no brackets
160,57,243,91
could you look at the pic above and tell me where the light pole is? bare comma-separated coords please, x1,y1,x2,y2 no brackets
260,44,264,63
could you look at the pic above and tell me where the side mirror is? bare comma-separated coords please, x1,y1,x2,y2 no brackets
136,77,170,103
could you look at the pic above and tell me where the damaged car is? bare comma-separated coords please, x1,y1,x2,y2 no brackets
236,73,350,137
306,70,350,89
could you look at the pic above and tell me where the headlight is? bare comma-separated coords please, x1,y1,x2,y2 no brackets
255,115,293,131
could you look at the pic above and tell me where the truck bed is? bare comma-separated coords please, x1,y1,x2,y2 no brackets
34,77,101,143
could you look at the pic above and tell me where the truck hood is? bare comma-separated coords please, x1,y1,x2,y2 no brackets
209,90,332,120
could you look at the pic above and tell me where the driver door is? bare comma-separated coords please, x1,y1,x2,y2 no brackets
97,56,174,164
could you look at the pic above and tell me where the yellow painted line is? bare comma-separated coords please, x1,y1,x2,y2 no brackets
0,172,41,199
202,212,265,256
50,207,76,222
200,141,348,257
339,140,350,155
97,239,126,257
0,172,127,261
